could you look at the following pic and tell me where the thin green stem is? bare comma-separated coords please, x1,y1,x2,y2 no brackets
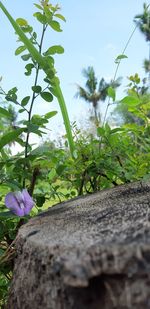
23,24,47,188
103,25,138,125
113,25,138,82
26,23,47,129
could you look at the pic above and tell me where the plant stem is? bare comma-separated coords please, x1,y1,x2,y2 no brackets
23,24,47,188
103,25,138,125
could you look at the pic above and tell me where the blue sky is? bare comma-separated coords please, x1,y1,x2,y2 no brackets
0,0,149,144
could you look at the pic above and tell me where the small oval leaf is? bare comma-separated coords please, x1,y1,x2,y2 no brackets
33,12,47,24
0,107,12,118
40,92,53,102
32,85,42,93
21,96,30,106
44,45,64,56
16,18,28,26
107,87,116,101
48,20,62,32
0,128,25,150
44,111,57,119
21,54,31,61
115,54,128,63
54,13,66,22
15,45,26,56
48,168,56,180
121,96,140,106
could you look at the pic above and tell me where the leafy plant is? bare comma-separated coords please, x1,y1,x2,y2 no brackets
0,1,150,306
0,1,74,304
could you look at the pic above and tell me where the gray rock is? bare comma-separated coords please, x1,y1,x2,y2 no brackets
7,181,150,308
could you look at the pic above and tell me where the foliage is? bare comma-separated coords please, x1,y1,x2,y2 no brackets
58,110,150,195
111,74,149,125
0,0,73,304
0,0,74,156
0,1,150,306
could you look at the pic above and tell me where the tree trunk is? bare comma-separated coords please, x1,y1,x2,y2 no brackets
7,181,150,308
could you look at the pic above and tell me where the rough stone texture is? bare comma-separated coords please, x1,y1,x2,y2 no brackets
7,181,150,308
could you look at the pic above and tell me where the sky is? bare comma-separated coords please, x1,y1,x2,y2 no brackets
0,0,149,147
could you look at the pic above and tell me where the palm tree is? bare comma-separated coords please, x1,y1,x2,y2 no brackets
1,104,18,133
0,103,22,149
76,66,121,125
143,58,150,75
134,3,150,82
134,3,150,41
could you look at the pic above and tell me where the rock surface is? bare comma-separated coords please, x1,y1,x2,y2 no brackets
7,181,150,308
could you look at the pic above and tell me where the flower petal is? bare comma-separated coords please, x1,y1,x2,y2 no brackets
5,192,25,216
22,189,34,215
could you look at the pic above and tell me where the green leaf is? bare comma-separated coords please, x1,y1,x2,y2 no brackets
44,45,64,56
34,3,43,10
97,127,105,136
0,128,25,150
8,87,18,94
115,54,128,63
26,123,39,133
48,168,56,180
16,18,28,26
21,54,31,61
121,96,140,106
32,32,37,40
0,107,12,118
20,25,33,33
107,86,116,101
15,45,26,55
25,63,35,76
19,108,25,113
0,211,17,219
21,96,30,106
40,91,53,102
56,164,66,175
32,85,42,93
15,137,25,147
54,13,66,22
33,12,47,24
30,115,48,126
36,195,45,207
48,20,62,32
5,180,21,191
44,7,52,21
110,127,125,134
44,111,57,119
30,145,50,155
6,87,18,102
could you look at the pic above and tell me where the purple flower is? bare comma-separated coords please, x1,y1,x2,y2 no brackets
5,189,34,217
